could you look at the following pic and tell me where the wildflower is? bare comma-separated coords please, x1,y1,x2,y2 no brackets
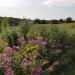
4,67,14,75
17,37,26,43
5,47,13,52
22,60,32,66
40,41,47,46
28,39,40,45
21,60,32,69
13,46,20,51
3,56,12,63
64,44,72,49
34,51,42,59
32,67,42,75
28,39,34,43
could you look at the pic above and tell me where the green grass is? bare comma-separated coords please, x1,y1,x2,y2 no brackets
0,22,75,75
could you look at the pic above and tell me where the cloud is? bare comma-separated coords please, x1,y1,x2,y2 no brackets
0,0,75,7
0,0,29,7
0,0,75,19
42,0,75,6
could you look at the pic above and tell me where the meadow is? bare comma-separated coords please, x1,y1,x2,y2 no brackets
0,17,75,75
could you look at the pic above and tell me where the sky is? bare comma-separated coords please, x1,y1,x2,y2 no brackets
0,0,75,20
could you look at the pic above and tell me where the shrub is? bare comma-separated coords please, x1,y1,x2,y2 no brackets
1,30,19,46
19,19,32,38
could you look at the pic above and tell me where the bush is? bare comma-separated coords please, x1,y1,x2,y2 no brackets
1,30,19,46
19,19,32,38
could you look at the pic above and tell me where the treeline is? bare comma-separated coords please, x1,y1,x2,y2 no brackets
0,16,75,26
0,16,23,26
33,17,74,24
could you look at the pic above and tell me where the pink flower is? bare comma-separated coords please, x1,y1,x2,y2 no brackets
64,45,72,49
34,51,42,59
21,60,32,69
4,67,14,75
40,41,47,46
32,67,42,75
5,47,13,52
13,46,20,51
17,37,26,43
3,56,12,63
22,60,32,66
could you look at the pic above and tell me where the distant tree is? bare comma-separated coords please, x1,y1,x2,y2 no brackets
42,20,49,24
34,19,49,24
8,17,20,26
33,19,42,24
65,17,73,23
51,20,59,24
59,19,64,23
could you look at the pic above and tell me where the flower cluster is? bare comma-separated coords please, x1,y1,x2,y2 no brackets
0,37,60,75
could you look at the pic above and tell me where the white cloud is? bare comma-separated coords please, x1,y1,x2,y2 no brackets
42,0,75,6
0,0,28,7
0,0,75,19
0,0,75,7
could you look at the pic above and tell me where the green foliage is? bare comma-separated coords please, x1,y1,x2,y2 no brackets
1,17,10,32
1,30,19,46
0,18,75,75
19,19,32,38
0,69,4,75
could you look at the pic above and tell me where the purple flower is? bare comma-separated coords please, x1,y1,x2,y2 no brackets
17,37,26,43
32,67,42,75
4,67,14,75
13,46,20,51
34,51,42,59
64,44,72,49
40,41,47,46
22,60,32,66
21,60,32,68
5,47,13,52
3,56,12,63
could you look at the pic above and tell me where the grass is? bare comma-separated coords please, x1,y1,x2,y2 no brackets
0,22,75,75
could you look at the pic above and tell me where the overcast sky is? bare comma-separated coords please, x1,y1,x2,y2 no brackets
0,0,75,19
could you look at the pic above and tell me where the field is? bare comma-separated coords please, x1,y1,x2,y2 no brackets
0,18,75,75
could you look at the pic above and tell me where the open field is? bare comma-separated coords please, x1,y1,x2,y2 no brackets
0,19,75,75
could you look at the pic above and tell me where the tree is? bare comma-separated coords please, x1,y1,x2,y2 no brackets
51,20,59,24
59,19,64,23
65,17,73,23
33,19,42,24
